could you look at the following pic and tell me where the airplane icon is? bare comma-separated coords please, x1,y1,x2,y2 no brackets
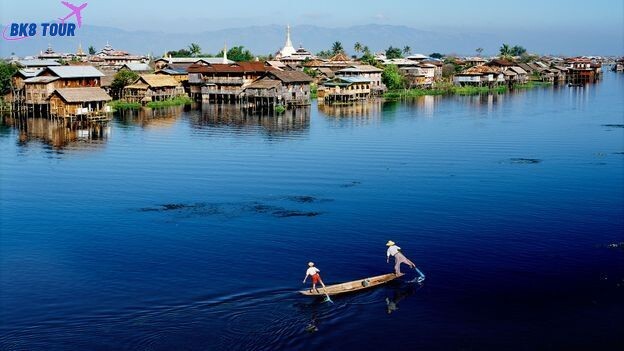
58,1,87,28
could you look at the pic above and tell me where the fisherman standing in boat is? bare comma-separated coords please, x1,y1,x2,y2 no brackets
386,240,416,276
303,262,327,293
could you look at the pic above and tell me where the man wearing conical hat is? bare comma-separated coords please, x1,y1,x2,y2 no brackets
386,240,416,276
303,262,327,294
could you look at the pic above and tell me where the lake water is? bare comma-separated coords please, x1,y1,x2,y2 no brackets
1,73,623,351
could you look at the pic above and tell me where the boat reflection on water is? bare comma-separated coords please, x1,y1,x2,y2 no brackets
2,113,110,150
115,106,186,129
191,103,310,137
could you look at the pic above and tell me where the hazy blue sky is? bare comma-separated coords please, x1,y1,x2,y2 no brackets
1,0,622,33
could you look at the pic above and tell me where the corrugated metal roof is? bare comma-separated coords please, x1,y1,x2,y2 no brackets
156,57,235,64
46,66,105,78
15,59,61,67
17,69,42,78
24,76,59,83
52,87,112,102
337,65,382,73
121,63,152,72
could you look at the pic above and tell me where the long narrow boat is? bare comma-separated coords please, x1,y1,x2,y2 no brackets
299,273,398,296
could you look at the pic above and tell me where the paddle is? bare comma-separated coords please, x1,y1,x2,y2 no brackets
320,285,333,304
415,267,426,283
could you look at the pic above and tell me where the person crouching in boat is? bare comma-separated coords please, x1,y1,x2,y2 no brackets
303,262,327,293
386,240,416,276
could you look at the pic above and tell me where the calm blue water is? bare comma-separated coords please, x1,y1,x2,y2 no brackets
1,73,623,351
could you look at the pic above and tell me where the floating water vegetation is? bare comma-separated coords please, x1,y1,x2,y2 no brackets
602,124,624,128
509,158,542,164
146,96,193,109
110,100,141,110
140,198,325,219
274,104,286,114
384,84,508,100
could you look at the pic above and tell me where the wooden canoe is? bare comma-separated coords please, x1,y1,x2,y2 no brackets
299,273,398,296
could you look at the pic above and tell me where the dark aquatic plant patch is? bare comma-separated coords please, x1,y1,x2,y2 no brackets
140,200,325,219
602,124,624,128
340,180,361,188
284,195,333,203
509,158,542,164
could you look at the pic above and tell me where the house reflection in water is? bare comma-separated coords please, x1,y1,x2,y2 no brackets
3,114,110,150
318,99,383,119
191,103,310,137
115,105,186,129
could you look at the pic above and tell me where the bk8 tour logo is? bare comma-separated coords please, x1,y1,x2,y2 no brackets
3,1,87,41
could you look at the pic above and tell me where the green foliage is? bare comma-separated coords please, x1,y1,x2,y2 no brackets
331,41,344,55
499,43,512,58
385,46,403,59
360,51,377,66
188,43,201,57
316,50,332,59
303,67,318,78
109,100,141,110
429,52,444,59
475,48,484,56
500,43,527,59
274,104,286,114
382,64,405,90
403,46,411,55
218,46,253,62
0,61,18,95
166,48,192,57
146,96,192,108
88,45,96,55
384,83,509,100
310,83,318,99
112,70,139,90
511,45,526,56
354,42,363,54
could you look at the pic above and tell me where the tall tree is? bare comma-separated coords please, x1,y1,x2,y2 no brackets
429,52,444,59
111,70,139,99
510,45,526,56
188,43,201,57
0,62,18,96
354,42,363,54
403,46,411,56
385,46,403,59
499,43,512,59
88,45,96,55
382,64,405,90
331,41,344,55
218,46,253,62
475,47,484,57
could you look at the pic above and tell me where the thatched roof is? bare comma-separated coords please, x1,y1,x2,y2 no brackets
266,70,313,83
52,87,112,103
245,78,281,90
130,74,180,88
329,53,350,62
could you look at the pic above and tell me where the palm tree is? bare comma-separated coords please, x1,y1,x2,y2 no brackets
188,43,201,57
476,47,484,57
331,41,344,55
354,42,363,54
363,46,370,55
499,43,511,58
403,46,411,56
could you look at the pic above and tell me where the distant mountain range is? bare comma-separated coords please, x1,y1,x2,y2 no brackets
1,24,620,58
